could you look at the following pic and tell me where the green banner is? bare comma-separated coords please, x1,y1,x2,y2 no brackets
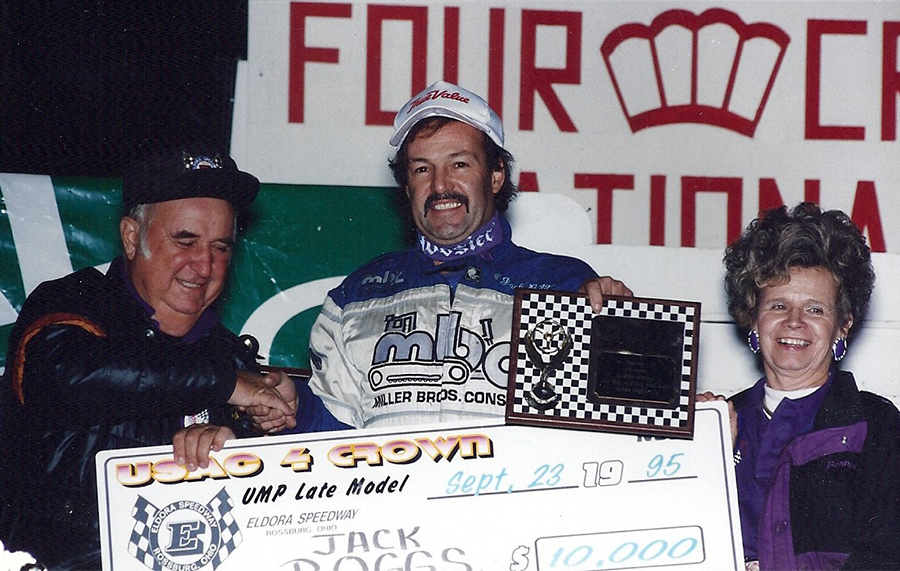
0,175,411,371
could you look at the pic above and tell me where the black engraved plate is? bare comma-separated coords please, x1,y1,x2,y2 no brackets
589,316,683,407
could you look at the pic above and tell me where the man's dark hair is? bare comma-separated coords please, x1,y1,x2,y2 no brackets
388,117,519,212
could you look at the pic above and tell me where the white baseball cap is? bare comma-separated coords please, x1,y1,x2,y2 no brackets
390,80,504,149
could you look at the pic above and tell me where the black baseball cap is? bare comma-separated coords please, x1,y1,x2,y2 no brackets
122,149,260,213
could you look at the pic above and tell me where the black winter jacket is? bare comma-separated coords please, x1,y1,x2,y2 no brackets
0,257,256,569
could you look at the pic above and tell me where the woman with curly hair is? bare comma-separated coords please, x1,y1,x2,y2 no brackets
699,202,900,570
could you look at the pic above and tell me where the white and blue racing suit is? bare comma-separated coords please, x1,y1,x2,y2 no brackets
292,218,597,431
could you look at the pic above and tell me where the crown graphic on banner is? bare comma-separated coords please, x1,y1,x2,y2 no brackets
601,8,790,137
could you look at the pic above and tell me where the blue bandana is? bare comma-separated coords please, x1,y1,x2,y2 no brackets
417,213,504,262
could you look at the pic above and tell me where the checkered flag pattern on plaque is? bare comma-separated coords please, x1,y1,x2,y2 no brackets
509,291,698,436
511,291,593,416
209,487,243,567
128,495,163,571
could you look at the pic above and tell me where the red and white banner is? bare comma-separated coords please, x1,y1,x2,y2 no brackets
232,0,900,251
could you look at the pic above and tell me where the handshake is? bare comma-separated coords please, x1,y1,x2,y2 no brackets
174,369,298,472
231,368,300,433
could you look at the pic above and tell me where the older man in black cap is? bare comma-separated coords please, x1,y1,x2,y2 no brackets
0,149,297,569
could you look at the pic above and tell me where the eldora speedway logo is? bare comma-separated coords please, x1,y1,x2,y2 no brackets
128,488,242,570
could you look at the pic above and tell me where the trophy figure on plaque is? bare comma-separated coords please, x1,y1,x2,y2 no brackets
524,319,572,410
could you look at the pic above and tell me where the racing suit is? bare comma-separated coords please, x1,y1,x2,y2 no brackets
304,217,597,429
731,370,900,569
0,256,256,569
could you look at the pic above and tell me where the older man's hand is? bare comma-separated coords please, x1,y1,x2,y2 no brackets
580,276,633,312
173,424,235,472
231,370,298,433
243,371,299,433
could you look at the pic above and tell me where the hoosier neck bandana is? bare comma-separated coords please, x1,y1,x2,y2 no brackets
418,213,504,263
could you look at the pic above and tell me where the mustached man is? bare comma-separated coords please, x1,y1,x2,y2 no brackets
288,81,631,432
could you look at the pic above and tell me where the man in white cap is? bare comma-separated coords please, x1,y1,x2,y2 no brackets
291,81,630,431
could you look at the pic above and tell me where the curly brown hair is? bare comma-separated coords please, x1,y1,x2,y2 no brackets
723,202,874,336
388,116,518,212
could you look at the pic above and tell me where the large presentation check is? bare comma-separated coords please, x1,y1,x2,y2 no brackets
96,402,743,570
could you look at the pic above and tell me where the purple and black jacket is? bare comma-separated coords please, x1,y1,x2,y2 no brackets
731,370,900,570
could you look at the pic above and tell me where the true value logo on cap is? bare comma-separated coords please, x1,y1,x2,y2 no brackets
390,80,503,148
183,153,223,170
407,89,471,113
